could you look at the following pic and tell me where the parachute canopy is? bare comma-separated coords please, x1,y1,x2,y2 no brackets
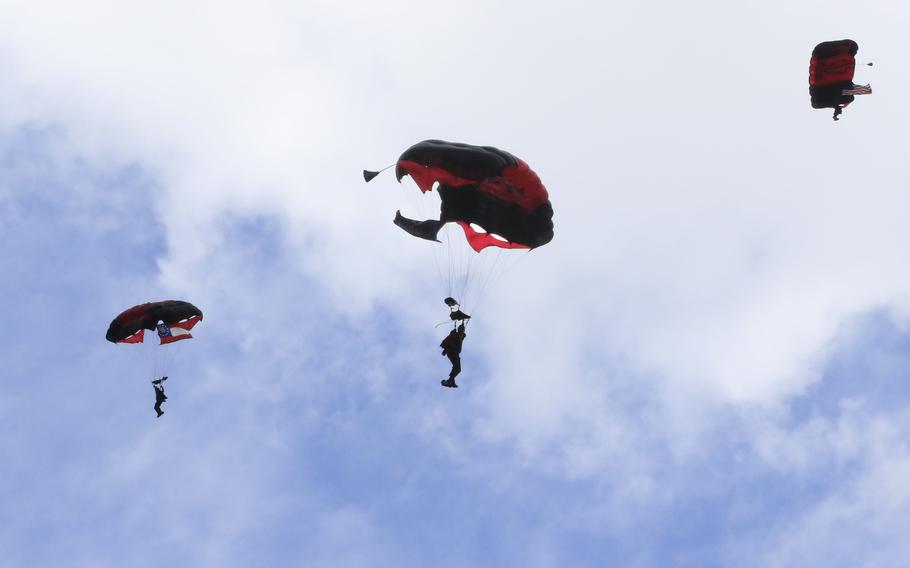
372,140,554,252
106,300,203,344
810,39,857,89
809,39,870,112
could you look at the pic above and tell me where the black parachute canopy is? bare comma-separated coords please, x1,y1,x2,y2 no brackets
106,300,203,343
809,39,870,113
369,140,554,252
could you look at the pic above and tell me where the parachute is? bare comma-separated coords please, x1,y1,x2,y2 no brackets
365,140,554,319
809,39,872,120
106,300,203,345
366,140,554,252
107,300,203,386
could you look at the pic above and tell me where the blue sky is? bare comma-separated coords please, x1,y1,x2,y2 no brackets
3,1,910,566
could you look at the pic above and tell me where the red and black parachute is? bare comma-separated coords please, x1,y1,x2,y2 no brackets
365,140,554,252
809,39,872,120
106,300,203,344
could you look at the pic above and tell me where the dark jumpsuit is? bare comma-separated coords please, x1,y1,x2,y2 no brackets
441,329,466,380
153,380,167,416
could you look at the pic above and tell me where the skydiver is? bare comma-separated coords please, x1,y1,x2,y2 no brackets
152,376,168,417
440,323,466,388
833,106,843,121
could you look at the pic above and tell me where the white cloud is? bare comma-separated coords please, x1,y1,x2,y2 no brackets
4,0,910,564
758,414,910,566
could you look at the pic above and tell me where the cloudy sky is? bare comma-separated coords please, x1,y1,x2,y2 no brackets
2,1,910,566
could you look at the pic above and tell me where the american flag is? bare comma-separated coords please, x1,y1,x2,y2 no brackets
842,84,872,95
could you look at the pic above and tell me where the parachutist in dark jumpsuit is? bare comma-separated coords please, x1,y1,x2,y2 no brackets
833,106,843,121
152,376,168,417
440,324,466,388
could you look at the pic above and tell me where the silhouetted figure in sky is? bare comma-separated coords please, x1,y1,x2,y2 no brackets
152,376,168,417
440,324,466,388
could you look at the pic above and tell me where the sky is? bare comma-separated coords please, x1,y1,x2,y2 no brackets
2,1,910,566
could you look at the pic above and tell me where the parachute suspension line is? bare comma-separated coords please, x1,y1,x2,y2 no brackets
152,338,160,381
462,253,474,310
453,230,463,301
164,344,174,375
157,345,168,380
167,343,181,377
442,227,450,297
159,346,168,380
432,240,446,295
459,233,476,308
467,247,503,317
474,245,504,312
446,227,454,299
155,340,183,380
471,247,529,320
454,243,476,315
465,236,478,299
454,248,476,316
